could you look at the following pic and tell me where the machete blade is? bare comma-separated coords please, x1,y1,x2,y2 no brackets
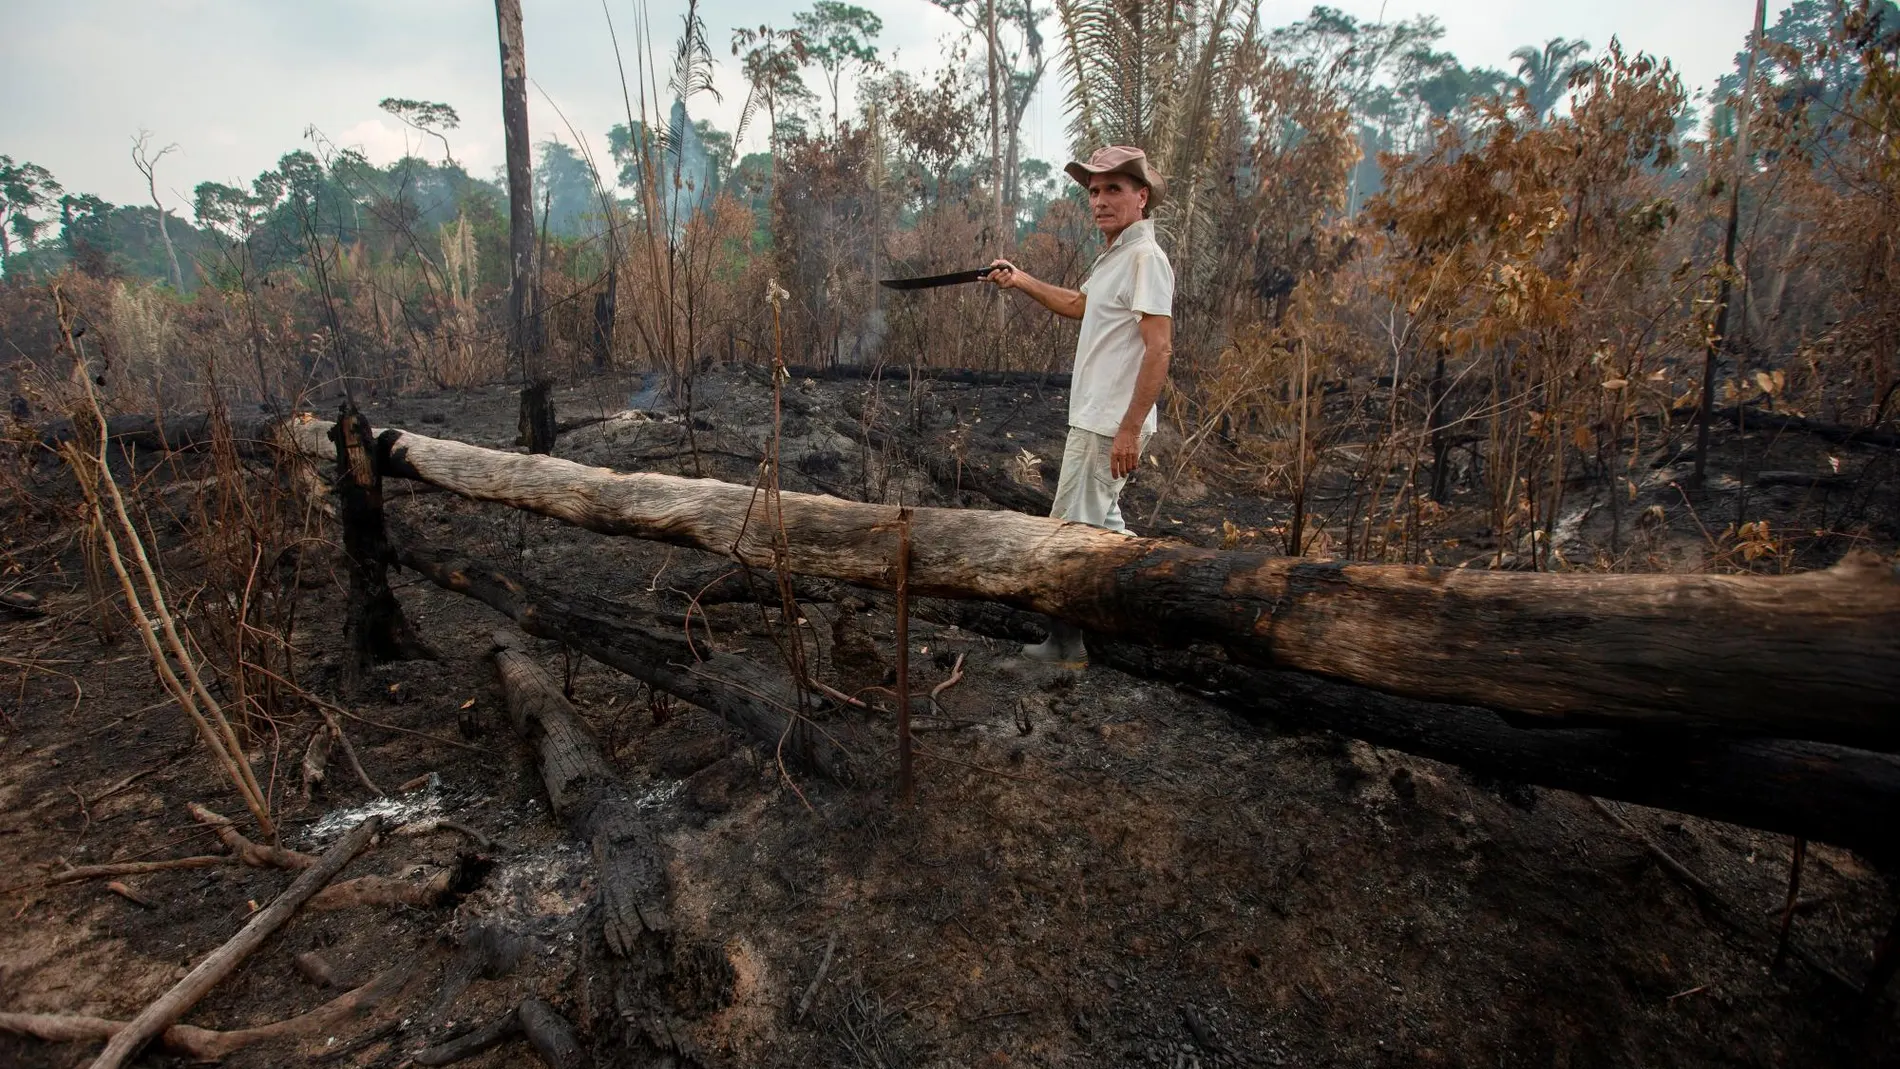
877,266,995,290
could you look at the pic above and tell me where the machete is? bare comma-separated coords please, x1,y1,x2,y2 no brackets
878,266,996,290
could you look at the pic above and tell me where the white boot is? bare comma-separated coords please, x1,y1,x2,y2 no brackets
1021,620,1087,667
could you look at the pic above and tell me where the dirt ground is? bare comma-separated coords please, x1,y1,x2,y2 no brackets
2,367,1896,1068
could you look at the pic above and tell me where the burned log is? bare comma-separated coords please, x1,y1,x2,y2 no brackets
283,419,1900,753
489,629,716,1063
781,364,1071,387
914,598,1900,859
394,529,857,783
917,597,1900,858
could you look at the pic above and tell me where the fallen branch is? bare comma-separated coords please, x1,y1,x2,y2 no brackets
17,855,230,892
188,803,315,870
1,966,408,1060
84,815,383,1069
308,869,453,911
415,1008,520,1065
516,998,583,1069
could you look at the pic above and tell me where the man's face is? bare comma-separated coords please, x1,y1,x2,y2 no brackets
1087,173,1148,239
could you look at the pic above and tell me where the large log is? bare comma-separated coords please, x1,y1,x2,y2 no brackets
919,598,1900,859
489,630,716,1063
282,418,1900,752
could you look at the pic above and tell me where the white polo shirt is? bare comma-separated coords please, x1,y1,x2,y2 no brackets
1072,218,1174,437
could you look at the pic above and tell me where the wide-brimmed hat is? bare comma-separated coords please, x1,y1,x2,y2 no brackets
1064,145,1164,208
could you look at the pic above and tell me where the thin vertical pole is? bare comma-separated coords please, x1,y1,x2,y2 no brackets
895,508,914,804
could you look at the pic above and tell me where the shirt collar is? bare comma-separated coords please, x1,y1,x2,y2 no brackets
1103,218,1156,252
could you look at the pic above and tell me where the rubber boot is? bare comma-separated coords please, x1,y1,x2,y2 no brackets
1021,620,1087,667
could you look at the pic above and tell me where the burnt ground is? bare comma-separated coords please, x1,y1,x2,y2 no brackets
1,365,1897,1068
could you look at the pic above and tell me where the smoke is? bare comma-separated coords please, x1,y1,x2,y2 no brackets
661,98,714,244
855,304,888,365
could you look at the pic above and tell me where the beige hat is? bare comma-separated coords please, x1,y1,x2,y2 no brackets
1064,145,1165,208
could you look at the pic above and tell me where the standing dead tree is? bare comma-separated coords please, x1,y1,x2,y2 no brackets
495,0,554,454
331,407,433,690
130,131,186,293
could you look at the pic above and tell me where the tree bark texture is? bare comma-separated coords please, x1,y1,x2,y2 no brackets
283,419,1900,752
489,630,724,1063
331,408,431,688
396,529,857,783
495,0,552,455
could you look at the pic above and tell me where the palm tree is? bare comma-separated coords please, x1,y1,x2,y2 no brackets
1510,37,1592,121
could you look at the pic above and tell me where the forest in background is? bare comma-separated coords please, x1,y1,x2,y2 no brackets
2,0,1897,571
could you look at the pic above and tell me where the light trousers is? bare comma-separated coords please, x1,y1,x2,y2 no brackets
1049,427,1146,533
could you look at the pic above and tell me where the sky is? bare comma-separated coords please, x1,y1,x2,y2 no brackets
2,0,1777,213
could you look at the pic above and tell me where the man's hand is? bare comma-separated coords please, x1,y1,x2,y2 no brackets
987,260,1086,319
1111,427,1142,479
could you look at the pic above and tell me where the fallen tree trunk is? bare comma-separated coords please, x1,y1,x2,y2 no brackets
489,630,716,1063
915,599,1900,860
396,529,857,783
1706,403,1900,451
283,418,1900,752
1107,642,1900,861
781,365,1071,387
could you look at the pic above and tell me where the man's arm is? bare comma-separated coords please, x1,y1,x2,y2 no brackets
985,259,1085,320
1110,313,1172,478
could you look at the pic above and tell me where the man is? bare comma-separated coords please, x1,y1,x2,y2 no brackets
986,145,1174,665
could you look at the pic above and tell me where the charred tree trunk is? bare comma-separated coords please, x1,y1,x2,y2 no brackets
1427,351,1452,505
915,598,1900,861
489,630,725,1063
495,0,553,455
395,529,858,783
283,419,1900,753
331,408,432,690
591,266,617,371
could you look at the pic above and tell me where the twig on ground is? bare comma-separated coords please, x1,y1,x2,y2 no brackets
105,881,154,909
1586,797,1862,994
6,855,229,893
1775,839,1807,968
797,932,840,1023
928,653,966,713
320,709,384,797
914,744,1038,783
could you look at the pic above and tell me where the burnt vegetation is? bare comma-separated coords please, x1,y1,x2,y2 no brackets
2,1,1899,1067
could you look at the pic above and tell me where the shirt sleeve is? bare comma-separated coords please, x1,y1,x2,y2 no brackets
1129,250,1174,317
